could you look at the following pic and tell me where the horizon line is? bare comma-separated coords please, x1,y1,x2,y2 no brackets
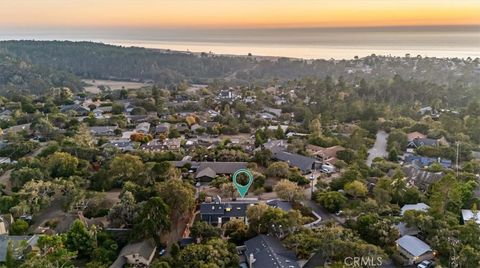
2,23,480,31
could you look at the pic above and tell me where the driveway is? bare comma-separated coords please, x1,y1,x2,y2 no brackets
366,130,389,166
303,172,345,225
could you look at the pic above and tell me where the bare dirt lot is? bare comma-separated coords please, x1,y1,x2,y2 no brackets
82,79,150,93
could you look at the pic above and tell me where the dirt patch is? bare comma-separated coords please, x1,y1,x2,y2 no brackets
83,79,150,93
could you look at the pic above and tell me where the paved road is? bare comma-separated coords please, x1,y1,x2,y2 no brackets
303,172,345,224
0,143,46,195
366,130,389,166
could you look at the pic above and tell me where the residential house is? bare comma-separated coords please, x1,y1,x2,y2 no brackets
400,203,430,216
164,139,181,150
190,124,204,133
155,123,170,135
258,112,276,120
263,107,282,118
285,132,308,138
274,96,287,106
135,122,151,134
395,222,420,236
89,126,118,136
243,96,256,104
407,132,426,142
419,106,434,115
126,114,152,124
60,104,90,116
407,138,438,148
266,200,292,212
0,215,13,235
140,140,167,152
108,139,134,151
0,110,12,121
267,125,288,133
92,106,112,119
262,140,288,154
403,154,452,169
274,151,321,174
174,123,189,133
207,110,220,118
461,209,480,224
196,162,248,182
200,196,257,225
0,157,11,164
0,235,40,262
390,165,444,191
244,234,300,268
306,145,345,165
110,239,156,268
216,88,237,102
4,123,31,135
395,235,434,265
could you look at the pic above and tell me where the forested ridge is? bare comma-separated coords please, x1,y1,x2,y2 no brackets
1,40,479,85
0,40,479,109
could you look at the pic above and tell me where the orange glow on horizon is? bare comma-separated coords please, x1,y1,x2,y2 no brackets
1,0,479,29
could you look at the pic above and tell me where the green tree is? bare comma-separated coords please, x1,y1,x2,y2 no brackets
176,238,239,268
47,152,79,178
5,241,15,268
111,102,125,114
388,148,398,162
266,162,290,178
156,179,195,223
274,179,305,202
21,234,77,268
190,221,221,242
11,167,44,188
429,174,464,217
65,219,94,258
284,225,386,260
387,130,408,151
9,219,29,235
315,191,347,213
344,181,367,199
223,219,248,245
107,191,138,228
134,197,171,242
109,154,146,184
253,149,272,167
351,213,400,247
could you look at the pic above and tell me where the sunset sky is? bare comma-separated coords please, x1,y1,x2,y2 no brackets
1,0,480,29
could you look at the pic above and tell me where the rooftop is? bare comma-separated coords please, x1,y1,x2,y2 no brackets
396,235,432,257
244,234,299,268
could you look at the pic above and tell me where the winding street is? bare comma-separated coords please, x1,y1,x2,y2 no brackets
366,130,389,166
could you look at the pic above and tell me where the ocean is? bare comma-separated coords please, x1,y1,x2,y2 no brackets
1,26,479,59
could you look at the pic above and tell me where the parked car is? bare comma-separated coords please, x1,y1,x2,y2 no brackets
417,260,434,268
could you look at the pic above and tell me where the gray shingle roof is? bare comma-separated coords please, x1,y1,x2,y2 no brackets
0,235,40,262
171,161,248,175
396,235,432,257
197,162,248,174
245,235,299,268
274,151,318,173
400,203,430,216
200,201,256,219
267,200,293,212
196,167,217,179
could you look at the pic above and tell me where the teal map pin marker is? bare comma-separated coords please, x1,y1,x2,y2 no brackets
232,169,254,198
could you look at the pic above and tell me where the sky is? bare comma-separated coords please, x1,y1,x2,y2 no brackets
1,0,480,29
